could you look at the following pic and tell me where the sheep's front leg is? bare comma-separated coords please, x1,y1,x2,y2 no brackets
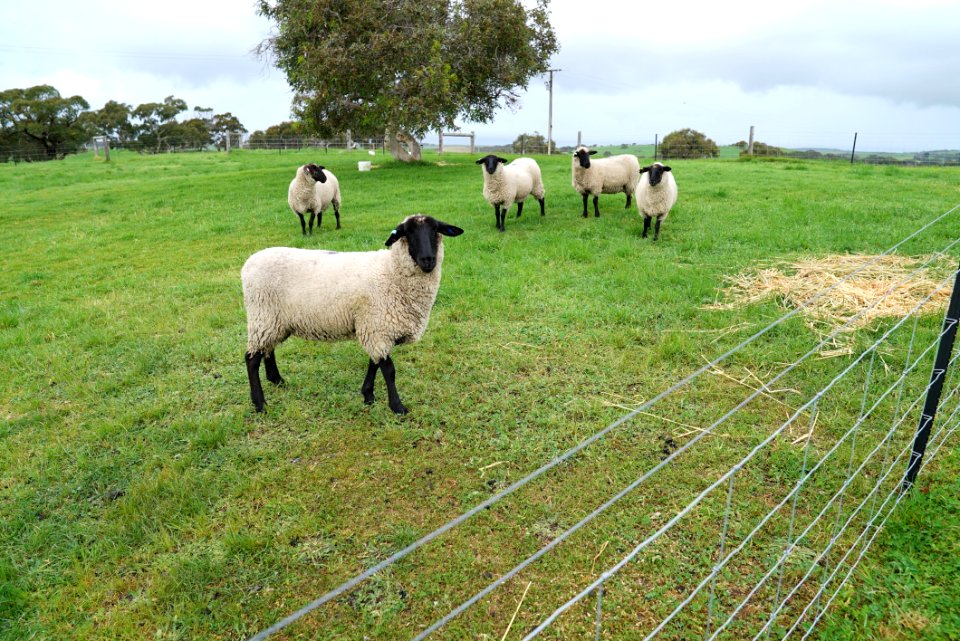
494,204,504,232
642,215,652,238
308,212,316,234
245,352,266,412
297,213,307,235
654,217,663,241
625,193,632,208
516,201,524,218
593,196,600,217
361,359,379,405
581,193,589,218
379,355,408,415
264,352,285,386
333,202,341,229
538,198,545,216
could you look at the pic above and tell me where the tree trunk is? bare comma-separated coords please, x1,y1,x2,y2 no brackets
385,129,422,163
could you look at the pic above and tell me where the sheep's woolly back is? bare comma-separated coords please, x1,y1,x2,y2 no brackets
637,164,678,220
481,157,545,206
571,148,641,196
242,237,444,362
313,169,341,212
287,165,318,214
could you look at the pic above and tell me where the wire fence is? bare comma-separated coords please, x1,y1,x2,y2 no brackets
243,205,960,640
3,135,960,164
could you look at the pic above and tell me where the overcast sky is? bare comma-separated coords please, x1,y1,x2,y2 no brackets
2,0,959,152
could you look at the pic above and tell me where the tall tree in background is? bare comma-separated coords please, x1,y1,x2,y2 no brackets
660,128,719,159
256,0,558,162
209,112,247,150
131,96,188,152
0,85,90,160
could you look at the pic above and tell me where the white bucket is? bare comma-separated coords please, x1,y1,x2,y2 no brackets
358,161,372,172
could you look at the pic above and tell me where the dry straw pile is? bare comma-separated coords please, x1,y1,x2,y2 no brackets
709,254,954,355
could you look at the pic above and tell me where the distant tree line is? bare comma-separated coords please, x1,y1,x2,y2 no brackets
0,85,247,162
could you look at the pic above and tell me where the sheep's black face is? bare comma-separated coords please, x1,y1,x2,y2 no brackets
385,215,465,273
305,163,327,183
641,164,671,187
573,148,596,169
475,154,507,175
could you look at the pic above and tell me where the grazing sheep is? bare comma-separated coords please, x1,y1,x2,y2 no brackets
241,214,464,414
637,162,678,241
287,163,342,234
475,154,545,231
571,146,641,217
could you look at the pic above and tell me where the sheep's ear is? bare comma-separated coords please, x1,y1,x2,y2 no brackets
385,222,407,247
588,150,597,156
640,166,650,173
475,158,485,164
662,165,672,172
435,221,464,238
497,157,508,164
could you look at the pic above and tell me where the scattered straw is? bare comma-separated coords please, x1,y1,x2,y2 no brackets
500,581,533,641
708,254,953,341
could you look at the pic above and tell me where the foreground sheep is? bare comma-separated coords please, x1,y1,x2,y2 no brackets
476,154,545,231
241,215,464,414
571,146,640,217
637,162,678,240
287,163,342,234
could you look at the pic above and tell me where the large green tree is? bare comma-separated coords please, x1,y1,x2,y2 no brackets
660,128,719,159
256,0,558,161
131,96,188,152
0,85,90,160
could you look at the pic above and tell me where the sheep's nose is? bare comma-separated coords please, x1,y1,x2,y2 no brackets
418,256,437,272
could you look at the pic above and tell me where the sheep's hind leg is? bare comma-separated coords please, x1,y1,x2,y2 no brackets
308,212,316,234
379,356,408,415
361,359,379,405
538,198,545,216
516,201,524,218
245,352,266,412
625,193,632,208
333,202,341,229
593,196,600,217
264,352,285,386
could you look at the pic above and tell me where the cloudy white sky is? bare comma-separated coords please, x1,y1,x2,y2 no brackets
2,0,959,152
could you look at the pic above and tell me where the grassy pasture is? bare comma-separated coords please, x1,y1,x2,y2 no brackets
1,149,959,640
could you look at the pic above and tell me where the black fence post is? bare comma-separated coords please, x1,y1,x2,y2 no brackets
903,261,960,490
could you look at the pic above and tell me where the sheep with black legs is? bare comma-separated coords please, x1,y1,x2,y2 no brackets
637,162,678,241
241,215,464,414
287,163,342,234
476,154,545,232
571,146,641,217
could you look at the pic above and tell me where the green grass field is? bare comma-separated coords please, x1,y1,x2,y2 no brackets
2,149,959,640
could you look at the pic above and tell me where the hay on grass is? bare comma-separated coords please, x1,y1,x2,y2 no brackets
709,254,954,353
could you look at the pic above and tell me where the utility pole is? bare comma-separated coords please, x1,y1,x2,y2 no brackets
546,68,560,154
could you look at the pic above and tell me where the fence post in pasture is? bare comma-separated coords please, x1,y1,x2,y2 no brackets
226,131,232,154
903,261,960,490
654,134,659,161
469,131,475,154
438,131,444,157
747,125,755,155
103,137,110,162
850,132,858,164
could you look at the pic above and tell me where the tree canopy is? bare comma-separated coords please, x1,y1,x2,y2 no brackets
0,85,90,160
660,128,719,159
256,0,558,159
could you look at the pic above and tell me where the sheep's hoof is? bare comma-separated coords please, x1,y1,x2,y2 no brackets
390,402,409,415
362,391,375,405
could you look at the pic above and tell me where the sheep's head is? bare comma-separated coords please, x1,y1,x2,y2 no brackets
640,163,672,187
385,215,464,273
475,154,508,175
304,163,327,183
573,146,597,169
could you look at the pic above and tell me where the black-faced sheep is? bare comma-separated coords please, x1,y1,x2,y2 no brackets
571,146,641,217
476,154,546,231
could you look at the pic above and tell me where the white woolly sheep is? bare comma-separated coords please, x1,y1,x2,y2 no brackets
571,146,641,217
287,163,342,234
637,162,678,241
242,215,464,415
475,154,545,232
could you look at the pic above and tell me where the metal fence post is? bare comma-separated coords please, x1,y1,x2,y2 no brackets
903,261,960,490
